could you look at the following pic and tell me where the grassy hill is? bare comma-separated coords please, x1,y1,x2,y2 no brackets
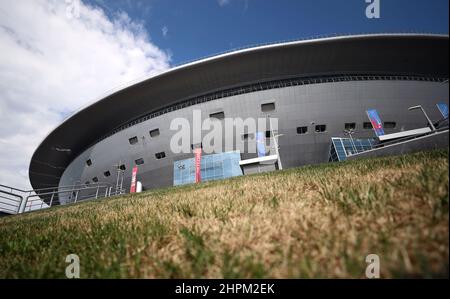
0,150,448,278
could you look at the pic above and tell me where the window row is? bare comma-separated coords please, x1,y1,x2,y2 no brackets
127,103,276,146
84,153,167,184
242,131,273,141
85,152,166,168
128,102,275,145
206,103,276,116
128,129,160,145
296,125,327,134
296,122,397,135
93,75,444,147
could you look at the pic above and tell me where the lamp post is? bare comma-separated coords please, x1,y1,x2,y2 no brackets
408,105,436,131
343,129,358,154
113,161,122,195
268,115,283,170
311,121,317,151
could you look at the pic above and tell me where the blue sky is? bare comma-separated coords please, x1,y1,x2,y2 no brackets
87,0,449,65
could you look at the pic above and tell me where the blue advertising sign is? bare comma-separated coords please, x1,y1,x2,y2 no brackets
256,132,266,157
366,109,385,137
436,103,449,119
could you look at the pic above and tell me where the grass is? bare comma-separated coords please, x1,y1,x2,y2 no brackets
0,149,448,278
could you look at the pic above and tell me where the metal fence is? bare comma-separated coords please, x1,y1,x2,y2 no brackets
0,182,125,215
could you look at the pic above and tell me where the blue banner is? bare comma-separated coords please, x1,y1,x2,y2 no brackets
256,132,266,157
366,109,385,137
436,103,449,119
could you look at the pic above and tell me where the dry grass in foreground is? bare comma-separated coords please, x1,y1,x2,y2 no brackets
0,150,448,278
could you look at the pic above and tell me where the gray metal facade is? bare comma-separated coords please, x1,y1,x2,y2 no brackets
28,34,449,200
57,79,448,203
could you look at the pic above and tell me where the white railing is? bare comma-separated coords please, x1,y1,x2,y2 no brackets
0,182,125,215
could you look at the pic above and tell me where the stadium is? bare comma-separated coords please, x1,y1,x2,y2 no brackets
28,33,449,205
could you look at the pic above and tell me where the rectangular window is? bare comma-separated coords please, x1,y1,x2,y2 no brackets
209,111,225,120
345,123,356,130
149,128,160,138
242,133,255,140
297,126,308,135
265,131,272,138
261,102,275,112
92,177,98,183
384,122,396,129
155,152,166,160
135,158,144,165
191,143,203,150
86,159,92,166
363,122,372,129
129,136,138,145
104,171,111,177
315,124,327,133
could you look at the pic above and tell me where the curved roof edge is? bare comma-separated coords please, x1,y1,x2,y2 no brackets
45,32,450,141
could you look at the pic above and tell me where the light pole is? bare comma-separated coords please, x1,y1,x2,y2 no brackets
268,115,283,170
343,129,358,154
408,105,436,131
119,168,125,194
311,121,317,150
113,161,122,194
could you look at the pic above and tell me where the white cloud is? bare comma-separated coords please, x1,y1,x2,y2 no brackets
217,0,231,7
0,0,171,190
162,25,168,38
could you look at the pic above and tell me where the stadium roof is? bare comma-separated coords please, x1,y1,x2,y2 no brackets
29,33,449,191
